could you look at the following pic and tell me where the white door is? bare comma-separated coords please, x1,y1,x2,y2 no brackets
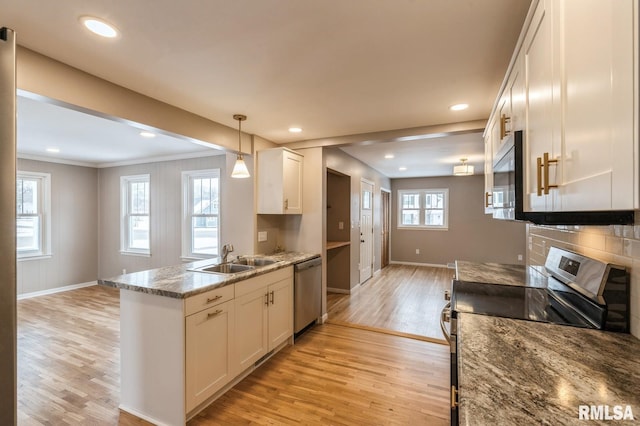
359,180,374,284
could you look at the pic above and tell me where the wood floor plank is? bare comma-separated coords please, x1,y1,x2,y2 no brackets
327,264,453,342
18,280,451,425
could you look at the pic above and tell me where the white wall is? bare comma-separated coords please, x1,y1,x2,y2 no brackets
97,154,254,278
17,159,98,295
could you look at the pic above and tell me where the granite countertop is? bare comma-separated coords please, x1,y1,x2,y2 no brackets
98,252,319,299
457,313,640,425
455,260,548,288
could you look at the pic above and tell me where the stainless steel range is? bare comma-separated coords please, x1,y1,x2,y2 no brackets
442,246,631,425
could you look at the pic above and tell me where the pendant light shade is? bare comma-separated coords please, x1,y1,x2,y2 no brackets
453,158,474,176
231,114,250,179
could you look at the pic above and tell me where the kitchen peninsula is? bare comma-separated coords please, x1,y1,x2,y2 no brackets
98,252,318,426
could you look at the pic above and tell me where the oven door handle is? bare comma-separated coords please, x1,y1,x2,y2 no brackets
440,302,451,343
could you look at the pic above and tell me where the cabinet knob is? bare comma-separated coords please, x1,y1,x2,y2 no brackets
206,309,223,319
485,191,493,208
206,295,223,304
500,114,511,140
451,385,458,409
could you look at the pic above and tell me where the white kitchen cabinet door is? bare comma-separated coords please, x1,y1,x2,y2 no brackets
185,300,235,412
234,286,269,372
483,117,495,215
267,277,293,351
524,0,556,212
257,148,303,214
558,0,636,211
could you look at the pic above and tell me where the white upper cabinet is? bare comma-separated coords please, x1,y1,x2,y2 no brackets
524,0,556,212
557,0,636,210
257,148,303,214
489,0,638,213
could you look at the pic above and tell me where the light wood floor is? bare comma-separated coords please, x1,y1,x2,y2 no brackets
327,264,453,343
17,284,450,425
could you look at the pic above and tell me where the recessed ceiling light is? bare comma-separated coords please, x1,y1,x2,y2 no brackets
450,103,469,111
399,166,407,171
80,16,119,38
384,154,395,159
46,147,60,153
288,127,302,133
139,131,156,138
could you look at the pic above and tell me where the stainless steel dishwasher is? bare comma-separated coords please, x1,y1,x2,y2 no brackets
294,256,322,334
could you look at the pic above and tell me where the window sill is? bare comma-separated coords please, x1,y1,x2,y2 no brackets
180,255,217,262
120,251,151,258
397,226,449,231
18,254,52,262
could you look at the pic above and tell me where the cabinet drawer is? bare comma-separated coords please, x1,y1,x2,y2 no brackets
235,267,293,298
185,284,234,316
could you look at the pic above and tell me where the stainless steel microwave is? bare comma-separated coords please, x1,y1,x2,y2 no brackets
491,130,633,225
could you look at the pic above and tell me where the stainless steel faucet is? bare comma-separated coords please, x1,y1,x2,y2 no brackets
221,244,234,263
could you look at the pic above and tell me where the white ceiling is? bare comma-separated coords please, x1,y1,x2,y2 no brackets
3,0,531,175
17,95,221,168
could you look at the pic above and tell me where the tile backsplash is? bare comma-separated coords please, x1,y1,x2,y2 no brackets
527,224,640,339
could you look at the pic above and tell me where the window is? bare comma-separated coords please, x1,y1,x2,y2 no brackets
398,189,449,230
182,169,220,259
121,174,150,255
17,172,51,259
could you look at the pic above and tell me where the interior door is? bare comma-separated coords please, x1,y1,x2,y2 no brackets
359,180,373,284
381,189,390,269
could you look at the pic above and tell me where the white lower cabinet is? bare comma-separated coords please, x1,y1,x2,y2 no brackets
235,267,294,372
118,266,294,426
185,299,235,412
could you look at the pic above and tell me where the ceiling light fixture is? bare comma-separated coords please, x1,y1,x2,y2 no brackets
450,103,469,111
453,158,474,176
231,114,250,179
139,131,155,138
399,166,407,171
46,147,60,153
288,127,302,133
384,154,395,159
80,16,119,38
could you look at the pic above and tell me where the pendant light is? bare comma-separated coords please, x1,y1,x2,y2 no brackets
453,158,474,176
231,114,250,178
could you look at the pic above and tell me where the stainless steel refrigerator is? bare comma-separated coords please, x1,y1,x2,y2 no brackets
0,26,17,425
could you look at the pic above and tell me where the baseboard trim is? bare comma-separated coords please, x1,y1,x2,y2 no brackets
327,287,350,294
119,405,172,426
389,261,449,268
17,281,97,300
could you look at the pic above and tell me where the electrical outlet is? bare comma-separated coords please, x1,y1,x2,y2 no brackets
518,254,523,261
338,221,344,230
122,269,127,275
258,231,268,242
415,249,420,254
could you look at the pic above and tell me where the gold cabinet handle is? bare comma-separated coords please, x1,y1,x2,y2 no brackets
206,295,223,304
500,114,511,139
543,152,558,195
451,385,458,409
485,191,492,207
536,156,543,196
265,293,269,306
207,309,223,319
284,199,289,210
269,290,274,305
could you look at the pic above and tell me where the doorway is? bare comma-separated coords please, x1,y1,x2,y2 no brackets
359,179,374,284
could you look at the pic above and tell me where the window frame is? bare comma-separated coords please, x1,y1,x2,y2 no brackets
120,174,151,256
397,188,449,230
181,169,220,260
16,171,52,260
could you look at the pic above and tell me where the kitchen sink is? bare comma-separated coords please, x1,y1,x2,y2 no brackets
193,263,255,274
233,257,278,267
